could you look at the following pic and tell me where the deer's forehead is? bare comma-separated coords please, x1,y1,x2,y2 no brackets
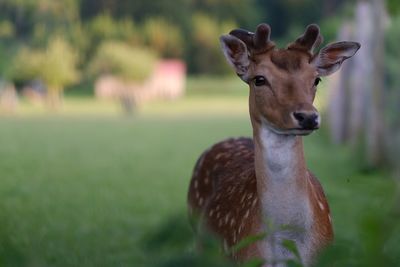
251,50,315,78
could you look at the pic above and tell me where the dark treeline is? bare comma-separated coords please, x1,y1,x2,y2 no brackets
79,0,346,37
0,0,347,76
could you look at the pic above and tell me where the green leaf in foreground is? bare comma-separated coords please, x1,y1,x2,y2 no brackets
231,233,266,253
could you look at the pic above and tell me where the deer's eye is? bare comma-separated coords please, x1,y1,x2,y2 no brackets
314,77,321,86
254,76,268,87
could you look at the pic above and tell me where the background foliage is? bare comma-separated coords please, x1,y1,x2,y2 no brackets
0,0,400,266
0,0,351,80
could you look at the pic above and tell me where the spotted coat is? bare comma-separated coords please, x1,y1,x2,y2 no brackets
187,137,332,261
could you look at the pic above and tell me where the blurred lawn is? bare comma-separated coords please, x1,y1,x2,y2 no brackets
0,77,398,266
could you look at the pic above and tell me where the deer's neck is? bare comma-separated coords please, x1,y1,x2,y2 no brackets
252,121,314,265
253,121,311,229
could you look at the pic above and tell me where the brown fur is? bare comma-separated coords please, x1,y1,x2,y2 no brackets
188,23,359,266
247,51,318,132
270,50,306,72
308,172,334,247
188,137,333,261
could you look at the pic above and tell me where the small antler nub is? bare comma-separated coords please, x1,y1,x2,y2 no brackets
288,24,323,55
253,24,271,48
229,23,275,55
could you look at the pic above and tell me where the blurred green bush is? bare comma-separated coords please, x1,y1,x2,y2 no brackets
0,0,354,80
141,207,400,267
188,13,235,75
88,41,156,82
6,36,79,105
143,17,183,58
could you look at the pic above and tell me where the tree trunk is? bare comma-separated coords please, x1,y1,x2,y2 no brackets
366,0,386,167
327,23,354,144
348,1,373,146
47,88,63,110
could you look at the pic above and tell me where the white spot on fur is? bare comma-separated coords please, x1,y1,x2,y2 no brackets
252,198,258,207
212,165,219,172
209,209,214,217
230,218,235,226
328,214,332,223
215,153,223,160
244,210,250,219
194,180,198,188
225,213,230,224
204,177,209,185
199,197,204,206
240,194,246,203
238,224,243,234
318,201,324,211
223,239,229,253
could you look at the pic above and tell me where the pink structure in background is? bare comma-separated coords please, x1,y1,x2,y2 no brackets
95,60,186,104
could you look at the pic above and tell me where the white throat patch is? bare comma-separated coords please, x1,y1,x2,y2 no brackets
257,123,314,266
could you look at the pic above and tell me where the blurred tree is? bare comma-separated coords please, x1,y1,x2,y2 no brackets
6,37,79,107
0,0,375,78
327,23,354,144
86,13,119,42
0,0,37,39
255,0,346,38
256,0,316,37
326,0,388,168
0,20,15,39
88,41,157,114
41,37,80,107
188,14,234,74
191,0,261,29
80,0,192,27
6,47,42,85
85,14,141,57
143,17,183,58
88,41,156,82
61,14,142,80
387,0,400,15
365,0,386,167
0,0,80,42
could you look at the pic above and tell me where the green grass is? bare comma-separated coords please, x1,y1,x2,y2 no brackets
0,77,398,266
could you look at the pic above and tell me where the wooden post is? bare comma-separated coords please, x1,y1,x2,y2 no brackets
365,0,386,167
348,1,373,147
327,23,354,144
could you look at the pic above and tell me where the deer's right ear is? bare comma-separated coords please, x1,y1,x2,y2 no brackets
220,35,250,77
312,41,360,76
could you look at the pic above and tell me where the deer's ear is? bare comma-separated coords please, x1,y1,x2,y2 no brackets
312,41,360,76
220,35,250,77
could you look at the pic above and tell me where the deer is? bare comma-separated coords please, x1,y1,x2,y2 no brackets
187,23,360,266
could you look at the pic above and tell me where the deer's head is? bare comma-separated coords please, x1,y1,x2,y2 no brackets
220,24,360,135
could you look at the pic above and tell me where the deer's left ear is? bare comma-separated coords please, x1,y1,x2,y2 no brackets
220,34,250,78
312,41,360,76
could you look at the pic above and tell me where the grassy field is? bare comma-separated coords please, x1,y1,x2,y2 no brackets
0,78,399,266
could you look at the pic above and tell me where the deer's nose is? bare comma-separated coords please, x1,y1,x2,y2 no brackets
292,111,320,130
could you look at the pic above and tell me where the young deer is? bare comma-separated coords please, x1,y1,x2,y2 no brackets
187,24,360,266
